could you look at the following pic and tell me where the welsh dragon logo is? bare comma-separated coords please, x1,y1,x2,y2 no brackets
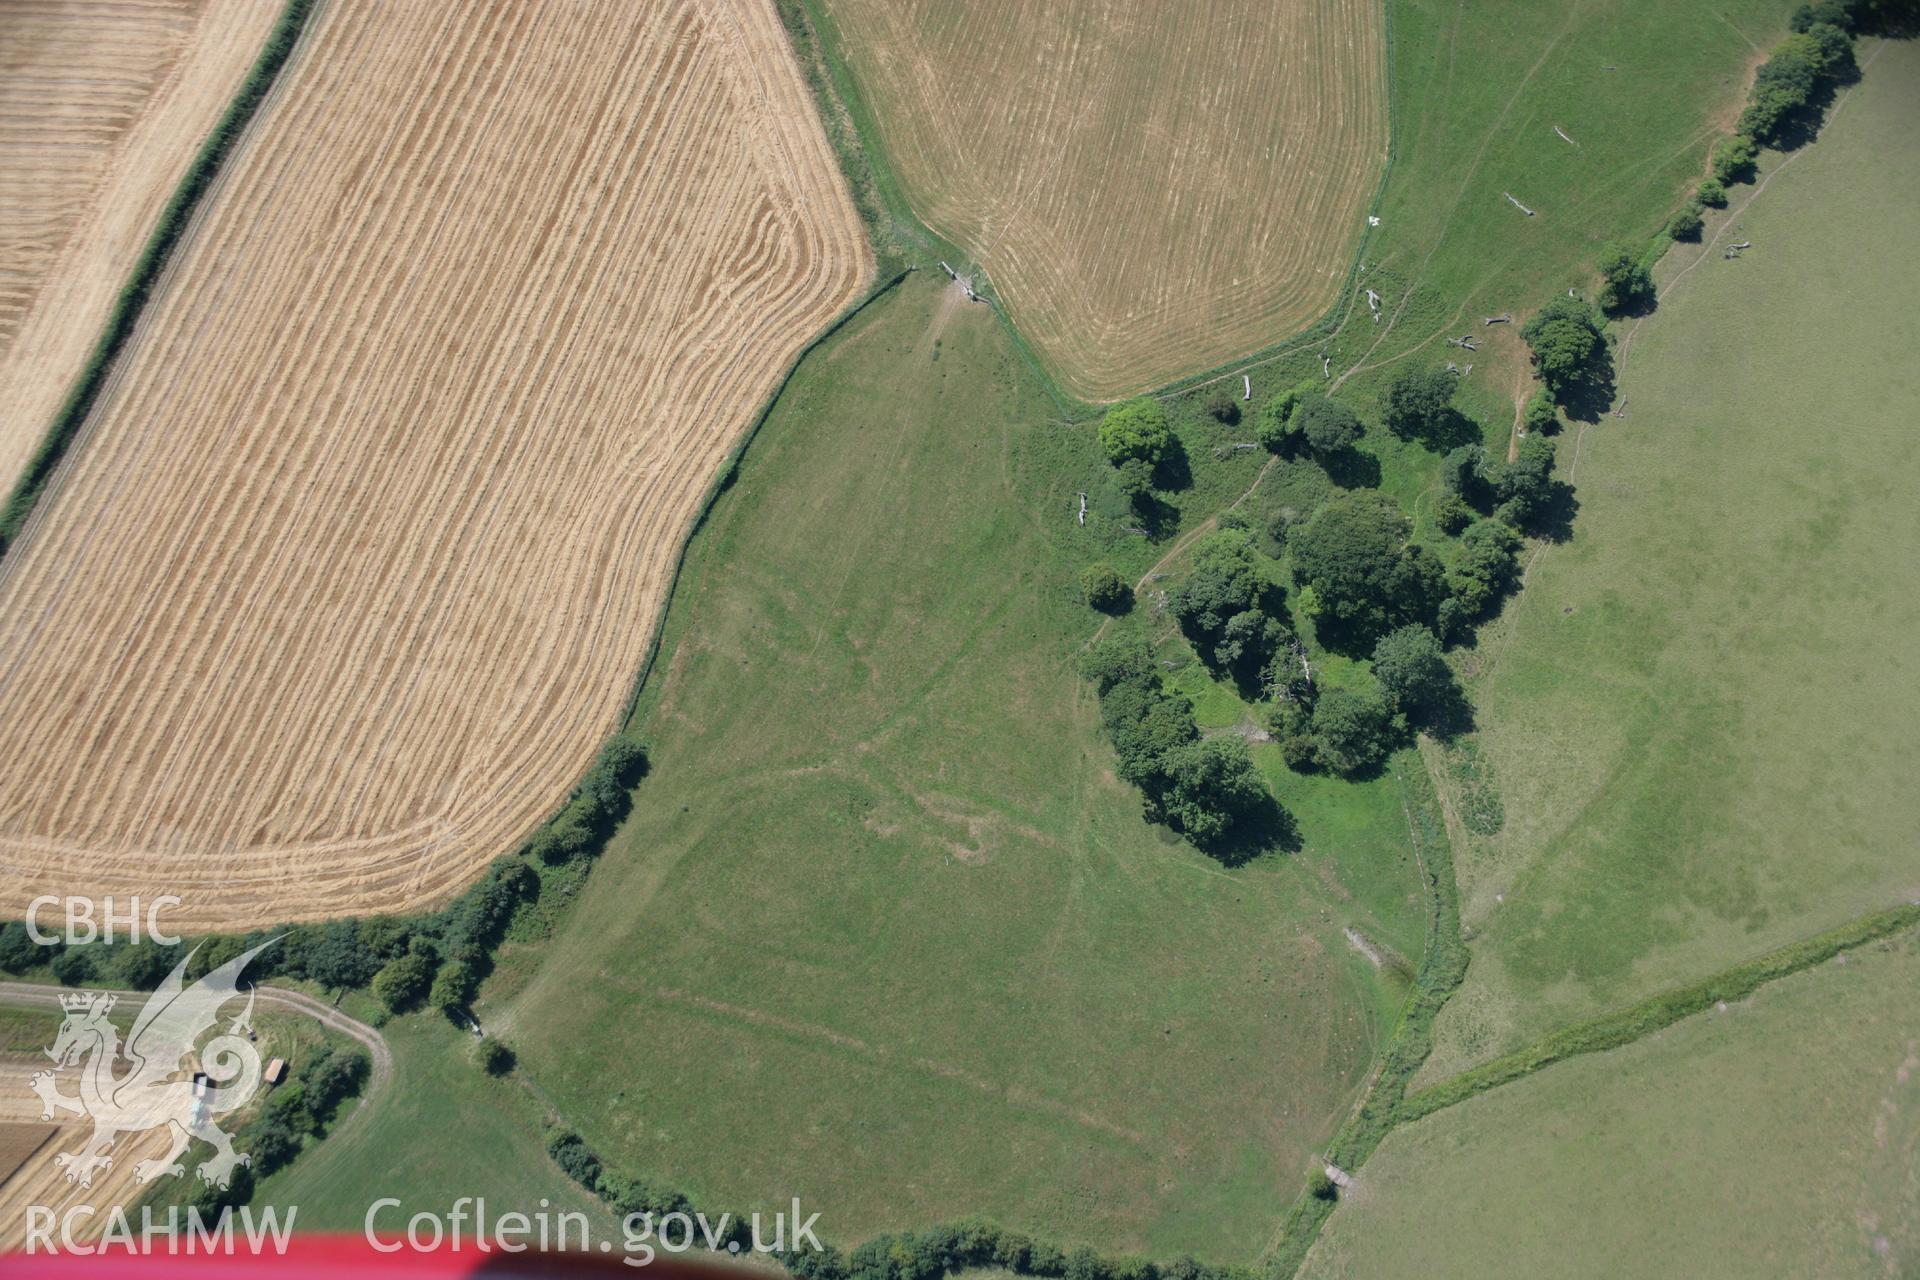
29,940,274,1190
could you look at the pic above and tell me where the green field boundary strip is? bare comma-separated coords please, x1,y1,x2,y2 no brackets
615,267,909,729
1398,902,1920,1125
0,0,317,560
1264,756,1463,1279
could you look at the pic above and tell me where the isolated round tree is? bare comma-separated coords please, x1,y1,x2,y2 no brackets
1098,397,1173,466
1079,563,1130,612
1520,297,1602,395
1381,366,1458,442
1293,395,1364,454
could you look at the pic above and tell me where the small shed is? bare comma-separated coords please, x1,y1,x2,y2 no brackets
263,1058,287,1087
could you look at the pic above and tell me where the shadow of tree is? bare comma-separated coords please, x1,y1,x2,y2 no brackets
1417,685,1477,741
1321,447,1383,490
1197,792,1302,866
1152,435,1193,492
1532,480,1581,545
1556,343,1618,424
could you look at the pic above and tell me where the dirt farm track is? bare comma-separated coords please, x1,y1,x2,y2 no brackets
0,0,869,929
0,0,283,496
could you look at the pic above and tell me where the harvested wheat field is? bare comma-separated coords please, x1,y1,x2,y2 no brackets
818,0,1387,399
0,0,285,495
0,1061,170,1249
0,0,868,930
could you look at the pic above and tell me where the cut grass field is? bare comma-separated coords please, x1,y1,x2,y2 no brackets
1322,0,1792,414
0,0,869,929
812,0,1387,401
1417,37,1920,1082
1303,928,1920,1278
489,274,1428,1262
252,1014,614,1234
0,0,283,494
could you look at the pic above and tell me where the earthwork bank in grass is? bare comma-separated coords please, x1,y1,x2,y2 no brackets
493,274,1428,1262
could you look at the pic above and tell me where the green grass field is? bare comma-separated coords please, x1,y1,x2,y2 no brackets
1303,927,1920,1278
1349,0,1788,370
254,1014,613,1232
486,275,1429,1262
1418,38,1920,1081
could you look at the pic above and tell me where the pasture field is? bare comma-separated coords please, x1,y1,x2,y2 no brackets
0,0,869,929
1324,0,1790,411
490,274,1429,1261
1418,38,1920,1082
810,0,1388,401
0,0,283,494
252,1014,614,1233
1304,929,1920,1278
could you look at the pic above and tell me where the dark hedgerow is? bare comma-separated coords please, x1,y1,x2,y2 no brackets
0,0,318,556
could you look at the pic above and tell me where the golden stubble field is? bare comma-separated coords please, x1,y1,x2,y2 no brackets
0,0,284,495
0,1064,169,1251
0,0,869,930
820,0,1387,400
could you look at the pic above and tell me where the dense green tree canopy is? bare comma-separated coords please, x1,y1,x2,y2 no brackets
1520,297,1604,396
1381,366,1459,444
111,942,174,991
1288,492,1444,643
1098,397,1174,466
1081,633,1155,693
1309,686,1396,776
1371,625,1454,716
1157,737,1268,845
1080,563,1129,612
372,949,435,1012
1447,518,1524,616
1711,135,1759,184
1523,388,1559,436
0,922,40,973
1739,26,1852,141
1101,676,1199,787
306,920,380,991
1292,395,1364,455
1169,529,1264,638
1215,610,1288,672
1596,240,1653,314
429,959,472,1011
1790,0,1851,30
51,948,93,986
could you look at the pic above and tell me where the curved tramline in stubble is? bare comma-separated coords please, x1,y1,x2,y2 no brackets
0,0,870,930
